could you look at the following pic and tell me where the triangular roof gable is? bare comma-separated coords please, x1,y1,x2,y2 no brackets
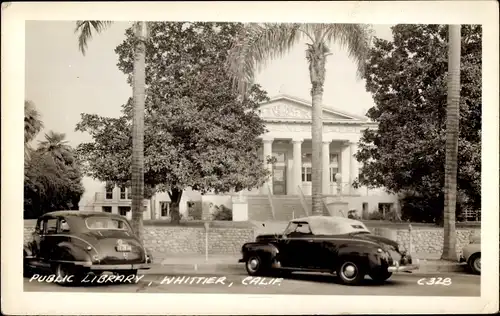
259,94,366,121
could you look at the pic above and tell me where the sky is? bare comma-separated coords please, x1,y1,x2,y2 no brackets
25,21,394,148
25,21,394,201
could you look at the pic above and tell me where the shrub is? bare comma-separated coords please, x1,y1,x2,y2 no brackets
212,204,232,221
187,201,202,220
368,211,384,220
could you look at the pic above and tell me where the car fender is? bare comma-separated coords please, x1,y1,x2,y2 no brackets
24,245,32,256
242,242,279,264
53,241,92,262
336,244,381,271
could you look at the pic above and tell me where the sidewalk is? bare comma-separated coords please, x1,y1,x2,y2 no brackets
141,253,469,275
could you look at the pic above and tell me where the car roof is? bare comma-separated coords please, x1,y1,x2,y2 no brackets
41,210,125,220
291,215,364,226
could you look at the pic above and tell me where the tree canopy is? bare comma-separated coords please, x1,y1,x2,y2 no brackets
24,105,84,219
355,24,481,222
75,22,271,220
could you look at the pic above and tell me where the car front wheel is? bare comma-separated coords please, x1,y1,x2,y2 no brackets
468,254,481,274
245,255,267,276
337,260,365,285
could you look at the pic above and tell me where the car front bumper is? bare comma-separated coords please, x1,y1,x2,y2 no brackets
388,258,420,272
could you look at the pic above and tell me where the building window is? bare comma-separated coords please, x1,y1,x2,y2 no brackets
120,186,126,199
118,206,131,216
301,167,312,182
329,153,339,183
102,206,112,213
160,201,170,217
330,153,339,165
105,182,113,200
378,203,393,216
302,153,312,182
362,202,369,219
329,167,339,182
272,152,286,163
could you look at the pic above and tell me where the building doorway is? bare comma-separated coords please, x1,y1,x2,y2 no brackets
272,151,287,195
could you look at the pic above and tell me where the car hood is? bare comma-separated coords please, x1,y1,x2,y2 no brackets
255,234,280,242
349,233,400,250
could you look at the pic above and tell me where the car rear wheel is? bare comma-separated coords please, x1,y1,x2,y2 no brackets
245,255,266,276
337,261,365,285
55,263,82,286
468,254,481,274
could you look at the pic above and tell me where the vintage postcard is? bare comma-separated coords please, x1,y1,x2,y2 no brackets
2,1,498,315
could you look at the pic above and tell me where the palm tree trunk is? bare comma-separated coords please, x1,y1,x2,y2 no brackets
130,21,147,240
309,46,326,215
441,24,461,261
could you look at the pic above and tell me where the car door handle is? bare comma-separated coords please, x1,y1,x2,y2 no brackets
307,240,314,243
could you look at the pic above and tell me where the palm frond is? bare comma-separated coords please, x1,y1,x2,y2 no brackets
74,20,113,55
227,23,303,95
24,100,43,143
321,24,373,78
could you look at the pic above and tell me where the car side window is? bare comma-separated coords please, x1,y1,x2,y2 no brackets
58,218,70,233
284,223,298,236
35,219,42,234
45,219,58,234
295,223,312,235
284,222,312,237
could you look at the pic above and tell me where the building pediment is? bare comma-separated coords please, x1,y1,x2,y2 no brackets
259,94,367,122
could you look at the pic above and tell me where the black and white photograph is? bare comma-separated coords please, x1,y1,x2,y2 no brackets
2,1,498,315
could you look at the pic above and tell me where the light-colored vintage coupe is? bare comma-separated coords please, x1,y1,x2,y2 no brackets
459,233,481,274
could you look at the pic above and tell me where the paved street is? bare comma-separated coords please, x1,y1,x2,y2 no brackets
24,270,480,296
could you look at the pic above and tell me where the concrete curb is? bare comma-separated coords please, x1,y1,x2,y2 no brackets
141,261,470,275
142,263,243,274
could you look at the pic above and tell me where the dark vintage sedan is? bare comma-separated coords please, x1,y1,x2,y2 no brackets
239,215,419,285
24,211,152,285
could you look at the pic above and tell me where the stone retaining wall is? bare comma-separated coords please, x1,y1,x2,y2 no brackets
23,224,254,262
142,226,254,261
395,228,479,254
23,222,480,263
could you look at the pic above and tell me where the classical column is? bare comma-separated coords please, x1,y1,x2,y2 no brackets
292,138,303,194
340,143,351,195
350,142,359,194
262,137,274,194
322,140,331,195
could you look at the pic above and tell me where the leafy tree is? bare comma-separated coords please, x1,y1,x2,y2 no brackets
355,24,481,223
24,132,84,219
75,20,148,240
225,23,372,215
76,22,271,224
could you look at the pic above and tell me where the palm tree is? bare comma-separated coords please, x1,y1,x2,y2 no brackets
227,23,372,215
38,131,73,165
75,21,148,240
24,100,44,161
441,25,461,261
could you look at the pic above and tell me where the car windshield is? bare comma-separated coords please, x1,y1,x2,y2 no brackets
85,216,131,231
